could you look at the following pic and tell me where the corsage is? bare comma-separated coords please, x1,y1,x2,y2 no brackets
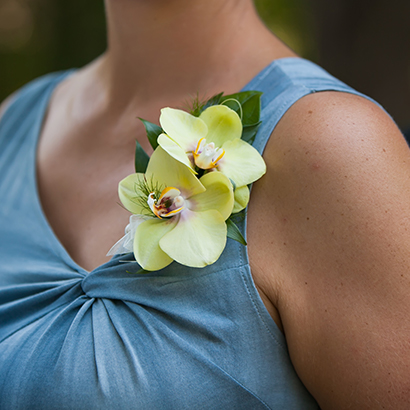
108,91,266,272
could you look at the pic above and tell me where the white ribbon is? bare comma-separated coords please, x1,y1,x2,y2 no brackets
106,214,151,256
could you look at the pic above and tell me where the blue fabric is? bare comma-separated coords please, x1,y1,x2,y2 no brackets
0,58,372,409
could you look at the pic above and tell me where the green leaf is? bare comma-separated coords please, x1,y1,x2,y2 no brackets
226,218,247,246
241,94,262,125
134,140,150,173
190,92,224,117
127,268,151,274
139,118,163,150
201,92,224,112
221,91,262,126
241,121,262,145
220,91,262,143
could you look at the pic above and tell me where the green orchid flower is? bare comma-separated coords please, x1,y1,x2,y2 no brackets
113,146,234,271
157,104,266,212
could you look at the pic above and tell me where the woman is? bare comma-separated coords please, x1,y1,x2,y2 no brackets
1,0,409,408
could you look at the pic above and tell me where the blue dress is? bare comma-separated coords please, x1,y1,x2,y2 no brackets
0,58,373,409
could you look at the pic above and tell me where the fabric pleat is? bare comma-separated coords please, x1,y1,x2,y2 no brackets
0,58,376,409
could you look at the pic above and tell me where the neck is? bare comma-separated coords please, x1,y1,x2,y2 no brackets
97,0,294,106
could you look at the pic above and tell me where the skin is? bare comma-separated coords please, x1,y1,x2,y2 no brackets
2,0,410,408
248,92,410,408
32,0,293,273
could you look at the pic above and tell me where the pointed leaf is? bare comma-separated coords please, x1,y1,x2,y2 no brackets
200,92,224,113
139,118,163,150
190,92,224,117
241,94,262,125
226,218,247,246
127,268,151,275
134,140,150,173
241,121,262,145
221,91,262,125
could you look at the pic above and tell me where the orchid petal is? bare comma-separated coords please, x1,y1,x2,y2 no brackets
160,209,226,268
218,138,266,187
157,133,196,173
118,173,148,215
160,107,207,151
233,185,250,213
187,172,234,220
146,146,205,199
134,217,177,271
199,105,242,147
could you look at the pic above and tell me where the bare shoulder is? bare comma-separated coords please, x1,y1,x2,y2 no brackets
248,91,410,409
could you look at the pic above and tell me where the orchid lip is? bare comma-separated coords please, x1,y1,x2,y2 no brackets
193,138,225,170
148,187,185,219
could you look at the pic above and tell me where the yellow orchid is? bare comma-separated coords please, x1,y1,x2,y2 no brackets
157,104,266,212
110,146,234,271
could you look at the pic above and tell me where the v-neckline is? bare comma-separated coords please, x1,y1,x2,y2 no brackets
30,71,96,275
29,58,302,275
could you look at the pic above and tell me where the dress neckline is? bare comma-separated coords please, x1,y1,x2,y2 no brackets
30,70,93,275
29,57,304,275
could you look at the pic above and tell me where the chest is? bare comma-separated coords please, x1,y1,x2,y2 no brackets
36,109,142,271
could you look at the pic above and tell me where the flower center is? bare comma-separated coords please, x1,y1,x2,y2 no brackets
192,138,225,170
148,187,185,219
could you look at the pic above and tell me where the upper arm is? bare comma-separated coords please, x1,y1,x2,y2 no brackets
249,91,410,409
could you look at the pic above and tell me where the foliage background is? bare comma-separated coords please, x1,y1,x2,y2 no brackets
0,0,409,129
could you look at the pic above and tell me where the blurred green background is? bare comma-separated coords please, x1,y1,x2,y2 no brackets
0,0,409,129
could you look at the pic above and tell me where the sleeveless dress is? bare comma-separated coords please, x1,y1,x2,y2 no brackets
0,58,374,409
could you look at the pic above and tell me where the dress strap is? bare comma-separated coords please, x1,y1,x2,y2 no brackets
0,71,73,129
242,58,381,155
